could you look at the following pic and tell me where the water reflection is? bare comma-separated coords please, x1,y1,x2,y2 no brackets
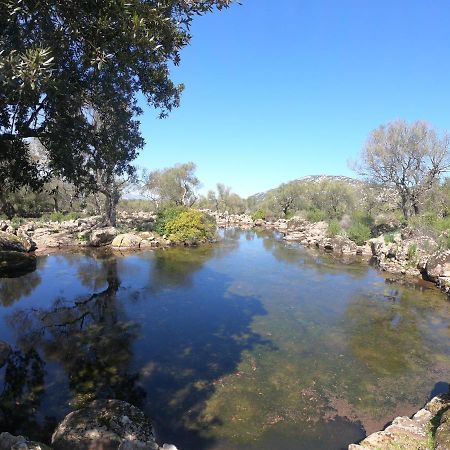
0,230,448,450
0,270,42,306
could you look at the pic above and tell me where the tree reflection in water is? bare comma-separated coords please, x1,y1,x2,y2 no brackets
3,256,144,442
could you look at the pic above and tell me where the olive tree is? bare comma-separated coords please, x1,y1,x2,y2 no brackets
0,0,233,204
356,120,450,219
143,162,200,207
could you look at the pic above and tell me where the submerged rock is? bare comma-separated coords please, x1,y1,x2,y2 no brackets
51,399,159,450
0,251,36,276
0,340,11,368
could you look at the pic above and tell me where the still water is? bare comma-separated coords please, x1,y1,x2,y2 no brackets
0,229,449,449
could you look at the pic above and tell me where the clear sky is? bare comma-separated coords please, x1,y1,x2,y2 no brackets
135,0,450,198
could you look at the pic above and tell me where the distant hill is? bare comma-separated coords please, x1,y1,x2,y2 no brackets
247,175,366,202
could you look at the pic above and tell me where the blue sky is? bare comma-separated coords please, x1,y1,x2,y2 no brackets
136,0,450,197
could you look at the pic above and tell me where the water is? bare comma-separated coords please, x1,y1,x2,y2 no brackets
0,229,449,449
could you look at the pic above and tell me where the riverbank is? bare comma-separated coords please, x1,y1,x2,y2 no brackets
211,212,450,297
349,394,450,450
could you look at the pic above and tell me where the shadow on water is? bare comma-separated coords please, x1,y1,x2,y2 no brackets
1,255,145,442
0,237,272,449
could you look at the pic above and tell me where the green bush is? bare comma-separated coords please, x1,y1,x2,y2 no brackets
347,223,372,245
351,210,374,228
251,209,266,221
384,233,395,244
407,243,417,259
307,208,326,223
164,209,216,244
46,211,83,222
154,205,187,235
327,219,341,237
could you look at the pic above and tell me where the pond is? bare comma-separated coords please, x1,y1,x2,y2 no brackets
0,229,449,450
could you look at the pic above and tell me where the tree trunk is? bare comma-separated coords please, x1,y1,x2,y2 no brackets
0,191,16,219
103,186,120,227
400,194,410,220
412,201,420,215
53,196,59,212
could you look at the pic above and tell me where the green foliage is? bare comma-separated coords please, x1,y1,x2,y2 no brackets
118,199,155,213
327,219,341,237
154,205,188,235
351,210,374,228
10,217,24,230
407,243,417,259
307,209,326,223
2,1,232,194
251,209,266,221
384,233,395,244
347,223,372,245
44,211,83,223
164,209,216,244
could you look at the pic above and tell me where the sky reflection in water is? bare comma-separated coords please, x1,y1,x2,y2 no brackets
0,229,449,450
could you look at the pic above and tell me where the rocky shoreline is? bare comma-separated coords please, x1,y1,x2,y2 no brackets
0,211,449,449
212,212,450,297
0,397,178,450
348,394,450,450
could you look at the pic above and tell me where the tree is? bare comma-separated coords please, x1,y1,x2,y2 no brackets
1,0,233,197
356,120,450,219
143,162,200,207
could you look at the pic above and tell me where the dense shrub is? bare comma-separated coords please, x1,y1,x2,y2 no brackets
164,209,216,244
327,219,341,237
307,208,326,223
347,223,371,245
251,209,266,221
154,205,188,235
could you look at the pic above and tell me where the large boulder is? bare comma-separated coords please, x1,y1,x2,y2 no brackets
89,227,117,247
51,399,159,450
0,231,35,252
425,250,450,282
0,251,36,276
112,233,143,249
322,235,358,255
0,341,11,369
0,432,52,450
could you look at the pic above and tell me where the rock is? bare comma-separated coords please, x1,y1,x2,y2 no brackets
162,446,178,450
90,227,117,247
0,341,11,369
0,251,36,276
426,250,450,282
0,232,27,252
436,409,450,450
0,432,52,450
348,394,450,450
322,236,358,255
112,234,143,249
52,399,159,450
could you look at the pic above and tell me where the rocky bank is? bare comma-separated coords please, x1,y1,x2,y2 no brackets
212,212,450,297
0,400,178,450
349,394,450,450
